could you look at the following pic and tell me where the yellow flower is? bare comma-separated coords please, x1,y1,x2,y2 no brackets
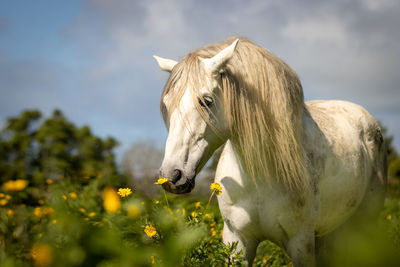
2,179,28,191
387,214,392,220
45,179,53,185
210,182,222,195
154,178,168,185
7,209,13,216
31,243,52,266
151,255,155,264
126,203,140,219
144,225,157,238
34,207,54,218
79,208,86,214
69,192,77,199
191,211,198,218
102,187,121,213
62,195,68,200
0,193,4,198
155,200,160,204
195,201,201,209
211,228,217,236
88,212,96,217
117,188,132,198
0,199,7,206
5,195,11,200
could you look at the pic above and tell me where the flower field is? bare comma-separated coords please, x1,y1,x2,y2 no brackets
0,173,296,267
1,173,400,267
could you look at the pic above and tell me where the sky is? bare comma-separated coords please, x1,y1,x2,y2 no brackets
1,0,399,161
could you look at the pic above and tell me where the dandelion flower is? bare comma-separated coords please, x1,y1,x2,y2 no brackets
144,225,157,238
154,178,168,185
210,183,222,195
191,211,198,218
62,195,68,200
69,192,77,199
117,188,132,197
387,214,392,220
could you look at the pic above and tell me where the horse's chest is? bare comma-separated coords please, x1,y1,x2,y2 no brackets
218,191,293,243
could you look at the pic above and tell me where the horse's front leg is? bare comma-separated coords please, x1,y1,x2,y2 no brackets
222,222,258,266
285,229,316,267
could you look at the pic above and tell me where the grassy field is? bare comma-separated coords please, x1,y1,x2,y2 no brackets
1,175,399,267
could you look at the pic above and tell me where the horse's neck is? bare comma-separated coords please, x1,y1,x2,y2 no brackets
219,140,277,190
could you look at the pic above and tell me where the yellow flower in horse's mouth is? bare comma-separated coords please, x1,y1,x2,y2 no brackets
117,188,132,197
210,182,222,195
144,225,157,238
154,178,168,185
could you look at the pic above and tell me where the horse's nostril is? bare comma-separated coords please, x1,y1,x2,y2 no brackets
171,169,182,184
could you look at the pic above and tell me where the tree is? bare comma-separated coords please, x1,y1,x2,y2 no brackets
0,109,121,185
0,110,41,183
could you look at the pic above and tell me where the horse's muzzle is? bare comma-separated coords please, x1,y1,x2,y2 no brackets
162,176,195,194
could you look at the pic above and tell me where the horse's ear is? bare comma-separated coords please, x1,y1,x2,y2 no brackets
203,39,239,74
153,55,178,72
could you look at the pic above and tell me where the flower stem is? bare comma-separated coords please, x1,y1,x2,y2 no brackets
163,189,169,208
205,191,215,212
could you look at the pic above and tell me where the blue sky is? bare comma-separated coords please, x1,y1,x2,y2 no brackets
1,0,399,161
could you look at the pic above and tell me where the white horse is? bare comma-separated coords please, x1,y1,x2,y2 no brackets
154,37,387,266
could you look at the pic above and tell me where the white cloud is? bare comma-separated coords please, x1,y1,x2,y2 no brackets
362,0,397,11
281,17,349,46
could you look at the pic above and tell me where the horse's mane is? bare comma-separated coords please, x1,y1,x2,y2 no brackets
161,37,310,192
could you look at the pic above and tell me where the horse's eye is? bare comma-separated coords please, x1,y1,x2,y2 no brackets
199,96,213,108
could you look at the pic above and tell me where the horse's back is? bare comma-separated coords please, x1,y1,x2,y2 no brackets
304,100,387,236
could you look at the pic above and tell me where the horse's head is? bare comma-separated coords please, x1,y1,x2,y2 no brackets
154,39,239,194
